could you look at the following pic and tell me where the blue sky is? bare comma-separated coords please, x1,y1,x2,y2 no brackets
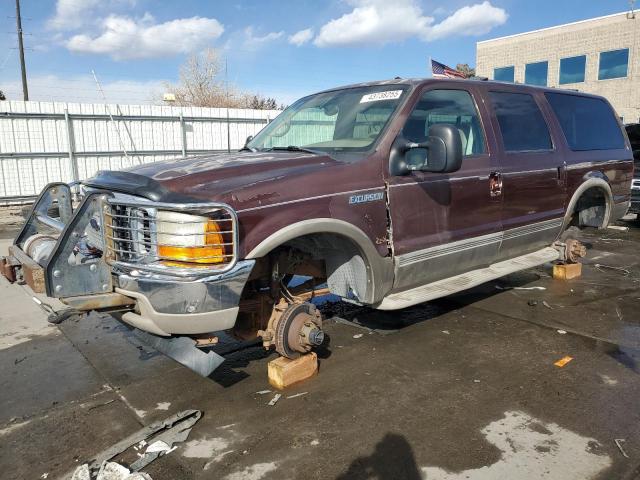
0,0,632,105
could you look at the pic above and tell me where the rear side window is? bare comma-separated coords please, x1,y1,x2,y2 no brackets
489,91,552,152
545,93,625,151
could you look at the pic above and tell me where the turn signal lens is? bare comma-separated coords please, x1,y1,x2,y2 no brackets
156,211,226,265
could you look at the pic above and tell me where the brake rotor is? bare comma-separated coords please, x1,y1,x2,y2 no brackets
275,302,323,359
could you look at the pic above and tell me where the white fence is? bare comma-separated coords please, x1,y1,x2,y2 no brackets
0,101,281,201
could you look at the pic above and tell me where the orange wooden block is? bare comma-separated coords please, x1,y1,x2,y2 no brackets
553,262,582,280
268,352,318,390
554,356,573,368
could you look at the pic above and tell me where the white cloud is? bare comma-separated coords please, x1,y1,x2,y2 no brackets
243,27,284,47
48,0,100,30
288,28,314,46
426,1,508,40
313,0,507,47
65,14,224,60
1,74,166,104
48,0,136,30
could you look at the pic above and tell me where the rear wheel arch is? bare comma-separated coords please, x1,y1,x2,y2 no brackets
562,176,613,232
245,219,393,304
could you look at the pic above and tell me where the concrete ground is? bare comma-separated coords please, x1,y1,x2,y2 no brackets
1,220,640,480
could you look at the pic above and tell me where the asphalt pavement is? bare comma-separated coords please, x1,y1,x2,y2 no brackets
1,219,640,480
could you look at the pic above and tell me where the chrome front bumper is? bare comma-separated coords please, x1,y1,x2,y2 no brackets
113,260,255,336
5,182,253,337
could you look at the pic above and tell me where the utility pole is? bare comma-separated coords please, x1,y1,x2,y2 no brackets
15,0,29,100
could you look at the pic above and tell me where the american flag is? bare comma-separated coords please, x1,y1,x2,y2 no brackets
431,59,466,79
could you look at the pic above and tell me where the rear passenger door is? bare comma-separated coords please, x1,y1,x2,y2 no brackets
487,90,566,260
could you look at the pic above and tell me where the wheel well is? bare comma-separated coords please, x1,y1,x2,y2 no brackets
278,233,369,302
568,186,610,229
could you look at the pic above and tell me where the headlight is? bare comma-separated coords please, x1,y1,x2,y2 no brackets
156,211,226,265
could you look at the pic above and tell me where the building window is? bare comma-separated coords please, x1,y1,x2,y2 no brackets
525,61,548,86
559,55,586,84
598,48,629,80
489,91,552,152
494,66,514,82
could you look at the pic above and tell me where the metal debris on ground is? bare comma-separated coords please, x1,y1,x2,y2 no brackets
607,225,629,231
267,393,282,406
594,264,631,276
557,330,567,335
67,410,201,479
496,285,546,291
554,356,573,368
254,390,272,395
614,439,629,458
442,330,450,335
286,392,308,399
353,334,364,339
72,461,153,480
542,301,553,310
527,300,538,307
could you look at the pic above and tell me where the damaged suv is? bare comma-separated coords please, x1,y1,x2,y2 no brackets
1,78,634,371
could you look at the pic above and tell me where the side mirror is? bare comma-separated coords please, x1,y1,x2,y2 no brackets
389,124,463,176
244,135,253,147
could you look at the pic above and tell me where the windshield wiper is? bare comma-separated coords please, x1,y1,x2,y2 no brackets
238,146,256,152
267,145,320,154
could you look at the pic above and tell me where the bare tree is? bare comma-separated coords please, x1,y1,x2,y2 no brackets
164,49,279,110
455,64,476,79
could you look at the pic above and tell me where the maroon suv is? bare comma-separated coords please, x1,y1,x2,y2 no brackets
2,78,634,367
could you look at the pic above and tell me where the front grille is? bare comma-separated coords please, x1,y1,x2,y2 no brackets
102,198,237,272
632,178,640,191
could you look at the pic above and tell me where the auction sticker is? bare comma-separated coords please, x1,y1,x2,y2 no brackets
360,90,403,103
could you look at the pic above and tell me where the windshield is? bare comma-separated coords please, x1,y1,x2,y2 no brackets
247,85,410,153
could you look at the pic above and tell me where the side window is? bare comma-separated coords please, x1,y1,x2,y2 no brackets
545,93,625,151
401,89,485,157
489,91,552,152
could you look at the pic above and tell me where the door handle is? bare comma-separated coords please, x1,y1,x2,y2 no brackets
489,172,503,198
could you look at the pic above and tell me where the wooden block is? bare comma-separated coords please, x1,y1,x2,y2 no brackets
268,352,318,390
553,262,582,280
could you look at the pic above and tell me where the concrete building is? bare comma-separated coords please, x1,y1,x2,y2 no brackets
476,11,640,123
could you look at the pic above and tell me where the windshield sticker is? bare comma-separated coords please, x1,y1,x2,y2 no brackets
349,191,384,205
359,90,403,103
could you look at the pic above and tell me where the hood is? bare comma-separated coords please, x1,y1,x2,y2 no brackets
86,151,344,210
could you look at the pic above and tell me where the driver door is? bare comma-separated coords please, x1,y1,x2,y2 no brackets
387,86,503,291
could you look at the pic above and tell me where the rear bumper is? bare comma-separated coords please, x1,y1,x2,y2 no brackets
113,260,254,336
612,200,631,220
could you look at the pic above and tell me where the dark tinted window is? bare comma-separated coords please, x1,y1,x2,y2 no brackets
599,48,628,80
489,92,552,152
494,66,514,82
559,55,586,84
546,93,625,151
525,61,548,86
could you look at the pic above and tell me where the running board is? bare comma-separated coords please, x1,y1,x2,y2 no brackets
377,247,560,311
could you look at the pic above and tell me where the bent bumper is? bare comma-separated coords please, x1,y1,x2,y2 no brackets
113,260,255,336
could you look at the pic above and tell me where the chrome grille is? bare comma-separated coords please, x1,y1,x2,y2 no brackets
632,178,640,191
102,197,237,274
